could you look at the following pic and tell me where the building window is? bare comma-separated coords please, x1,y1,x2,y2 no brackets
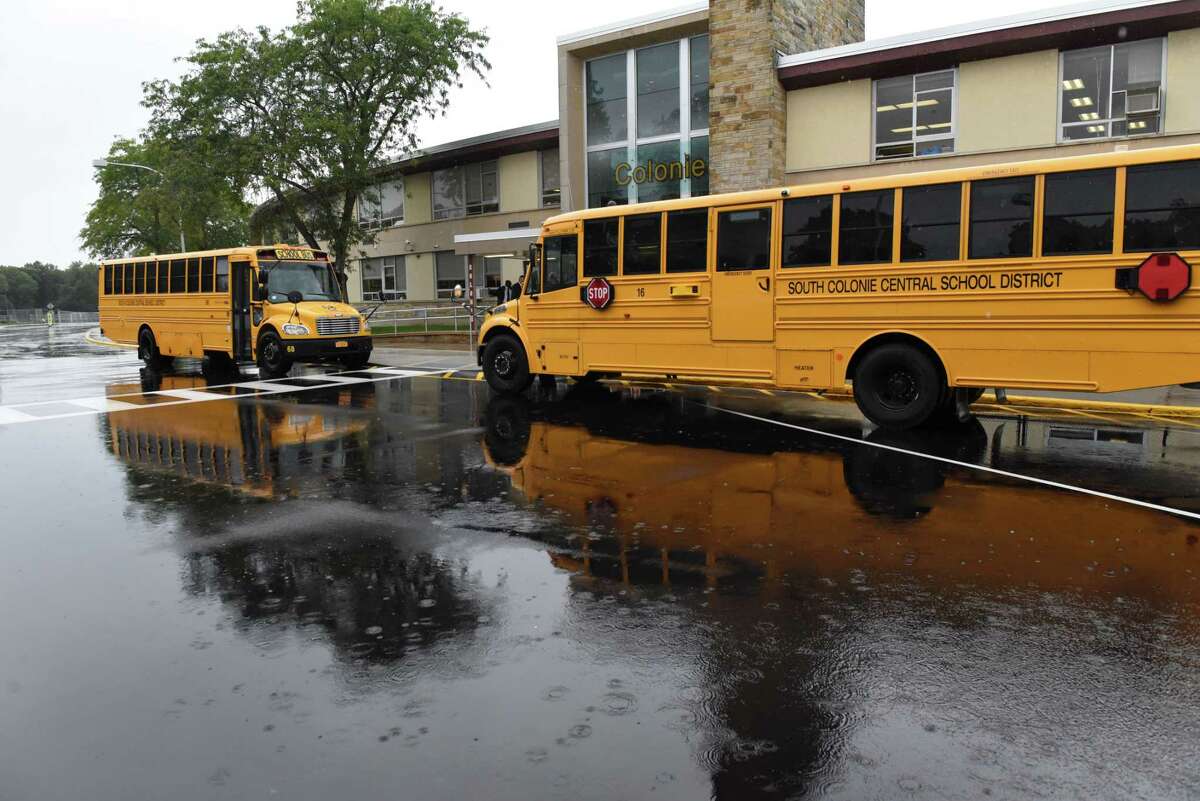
435,251,465,298
584,34,709,207
358,178,405,229
432,161,498,220
361,255,406,301
874,69,955,161
540,149,560,207
1060,39,1163,141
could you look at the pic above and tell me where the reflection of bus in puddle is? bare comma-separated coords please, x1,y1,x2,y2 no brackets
482,392,1200,604
104,372,371,498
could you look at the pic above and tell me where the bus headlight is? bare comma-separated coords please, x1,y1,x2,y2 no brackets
282,323,310,336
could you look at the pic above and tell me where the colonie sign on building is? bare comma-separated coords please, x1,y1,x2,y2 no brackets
613,155,707,187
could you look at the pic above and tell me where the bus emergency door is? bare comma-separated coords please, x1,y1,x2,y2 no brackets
711,204,775,342
231,260,253,361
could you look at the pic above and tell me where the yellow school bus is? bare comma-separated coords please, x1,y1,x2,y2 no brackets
98,245,371,377
478,144,1200,428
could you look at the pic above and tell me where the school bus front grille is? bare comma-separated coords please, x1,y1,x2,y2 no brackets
315,317,360,336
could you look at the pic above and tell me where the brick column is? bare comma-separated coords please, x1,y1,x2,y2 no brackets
708,0,865,193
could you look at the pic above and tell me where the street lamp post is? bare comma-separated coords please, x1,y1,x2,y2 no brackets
91,159,186,252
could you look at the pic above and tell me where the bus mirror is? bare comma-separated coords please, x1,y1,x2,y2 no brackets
287,291,303,305
257,271,268,285
253,284,268,302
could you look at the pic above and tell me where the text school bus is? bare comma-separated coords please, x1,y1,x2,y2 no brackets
478,144,1200,429
98,246,371,377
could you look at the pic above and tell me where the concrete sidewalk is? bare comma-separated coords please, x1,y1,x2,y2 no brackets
371,344,475,372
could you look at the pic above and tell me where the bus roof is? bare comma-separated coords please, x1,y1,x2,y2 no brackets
546,141,1200,225
98,244,320,265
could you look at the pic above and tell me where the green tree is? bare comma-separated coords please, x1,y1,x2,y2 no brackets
143,0,488,289
0,267,39,308
80,135,252,259
58,262,101,311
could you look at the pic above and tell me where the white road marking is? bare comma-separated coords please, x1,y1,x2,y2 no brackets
0,368,450,427
706,404,1200,523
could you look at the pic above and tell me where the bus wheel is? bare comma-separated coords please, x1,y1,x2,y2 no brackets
256,331,293,378
138,328,171,370
482,335,533,394
853,343,943,430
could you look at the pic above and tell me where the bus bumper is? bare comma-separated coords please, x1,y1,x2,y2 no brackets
282,336,373,362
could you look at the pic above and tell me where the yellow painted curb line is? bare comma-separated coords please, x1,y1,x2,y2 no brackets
815,386,1200,420
83,331,136,350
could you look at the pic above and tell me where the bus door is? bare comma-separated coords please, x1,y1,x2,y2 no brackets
525,233,581,374
231,259,254,361
711,204,775,342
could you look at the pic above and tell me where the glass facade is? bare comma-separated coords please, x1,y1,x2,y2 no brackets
585,35,709,207
358,178,405,228
432,160,499,220
361,255,405,301
874,70,955,161
435,251,466,298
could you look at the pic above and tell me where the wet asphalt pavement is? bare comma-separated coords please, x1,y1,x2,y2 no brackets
2,325,1200,801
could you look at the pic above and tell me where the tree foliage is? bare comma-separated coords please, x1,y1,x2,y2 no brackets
143,0,489,285
0,263,98,311
80,135,252,260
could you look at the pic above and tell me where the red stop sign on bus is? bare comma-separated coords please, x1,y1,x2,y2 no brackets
583,276,614,310
1135,252,1191,302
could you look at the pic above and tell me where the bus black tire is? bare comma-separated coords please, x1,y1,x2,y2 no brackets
852,343,943,430
138,328,171,370
256,330,293,378
482,335,533,394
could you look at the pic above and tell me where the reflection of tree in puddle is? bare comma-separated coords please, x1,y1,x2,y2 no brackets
181,535,486,668
99,380,494,675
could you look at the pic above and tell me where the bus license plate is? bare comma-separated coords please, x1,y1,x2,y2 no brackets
335,341,348,348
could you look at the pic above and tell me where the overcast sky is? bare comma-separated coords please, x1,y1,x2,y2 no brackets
0,0,1060,267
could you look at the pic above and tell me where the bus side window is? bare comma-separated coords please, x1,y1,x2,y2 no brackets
716,208,772,271
623,213,662,275
901,183,961,262
104,265,114,295
157,261,168,294
583,219,618,277
216,256,230,292
782,195,833,268
542,235,578,292
666,209,708,273
186,258,200,293
839,189,894,265
134,262,146,294
170,259,186,293
969,176,1034,259
1124,159,1200,252
1043,169,1115,255
145,261,156,294
201,257,215,292
123,263,133,295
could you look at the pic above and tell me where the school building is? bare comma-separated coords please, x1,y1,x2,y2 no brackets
256,0,1200,304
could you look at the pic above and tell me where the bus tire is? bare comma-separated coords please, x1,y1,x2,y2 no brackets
256,330,293,378
138,328,172,370
482,335,533,394
852,343,943,430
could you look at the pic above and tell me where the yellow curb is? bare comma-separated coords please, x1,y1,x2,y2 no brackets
816,386,1200,420
83,331,136,350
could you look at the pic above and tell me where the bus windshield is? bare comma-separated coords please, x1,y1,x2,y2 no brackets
264,261,341,303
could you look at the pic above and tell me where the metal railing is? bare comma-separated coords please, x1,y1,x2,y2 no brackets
358,303,488,335
1,308,99,324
